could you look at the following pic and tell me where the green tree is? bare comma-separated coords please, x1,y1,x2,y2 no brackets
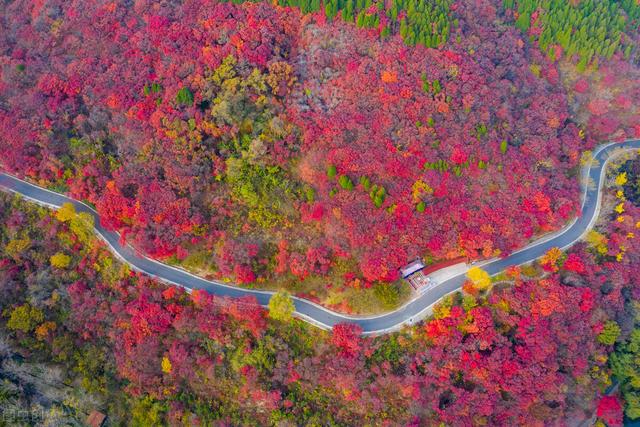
175,87,194,105
359,176,371,190
338,175,354,190
326,164,337,179
226,157,298,228
598,320,621,345
131,396,165,427
370,185,386,208
268,291,295,322
500,140,508,154
610,303,640,419
74,346,109,393
515,11,530,32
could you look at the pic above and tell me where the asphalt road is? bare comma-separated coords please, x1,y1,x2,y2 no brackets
1,139,639,335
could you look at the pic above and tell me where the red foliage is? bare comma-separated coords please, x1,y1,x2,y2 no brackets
0,0,587,284
574,79,590,93
564,253,586,274
567,58,640,140
5,191,640,425
234,264,256,284
596,396,623,427
588,99,611,116
331,323,363,357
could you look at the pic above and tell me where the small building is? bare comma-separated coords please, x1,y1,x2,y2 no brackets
400,259,430,290
86,411,107,427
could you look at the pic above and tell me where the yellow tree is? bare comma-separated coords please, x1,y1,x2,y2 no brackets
7,304,44,333
4,237,30,258
50,252,71,269
586,230,609,255
466,267,491,291
433,294,453,319
268,291,295,322
70,212,95,243
55,202,76,222
615,172,628,186
540,247,564,272
161,356,172,374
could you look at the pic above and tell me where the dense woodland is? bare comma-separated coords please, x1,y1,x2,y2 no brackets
4,0,638,312
0,155,639,424
1,0,640,424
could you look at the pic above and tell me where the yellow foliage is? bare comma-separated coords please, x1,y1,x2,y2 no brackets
529,64,541,77
618,216,625,223
266,61,296,95
585,230,608,255
495,299,510,312
411,179,433,202
432,302,451,319
5,237,30,258
6,304,44,333
55,202,76,222
69,212,95,243
50,291,60,304
628,232,635,239
540,247,563,271
466,267,491,291
268,291,295,322
615,172,628,186
35,321,56,340
616,190,625,200
50,252,71,269
209,54,237,86
161,356,172,374
615,203,625,214
580,150,593,167
616,253,624,262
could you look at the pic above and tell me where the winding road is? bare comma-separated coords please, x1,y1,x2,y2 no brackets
1,139,639,335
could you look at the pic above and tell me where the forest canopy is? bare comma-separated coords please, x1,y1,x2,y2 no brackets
0,0,621,311
1,0,640,424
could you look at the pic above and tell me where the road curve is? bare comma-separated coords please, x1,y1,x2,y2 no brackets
1,139,639,335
